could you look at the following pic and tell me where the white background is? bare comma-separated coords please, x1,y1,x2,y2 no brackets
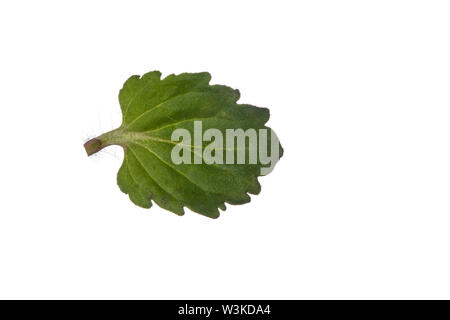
0,0,449,299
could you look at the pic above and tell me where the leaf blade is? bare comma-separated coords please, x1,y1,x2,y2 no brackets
88,71,282,218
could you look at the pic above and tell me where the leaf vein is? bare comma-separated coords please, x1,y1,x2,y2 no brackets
128,148,184,204
125,91,196,129
132,142,216,196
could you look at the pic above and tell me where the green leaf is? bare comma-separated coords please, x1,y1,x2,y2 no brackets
84,71,283,218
